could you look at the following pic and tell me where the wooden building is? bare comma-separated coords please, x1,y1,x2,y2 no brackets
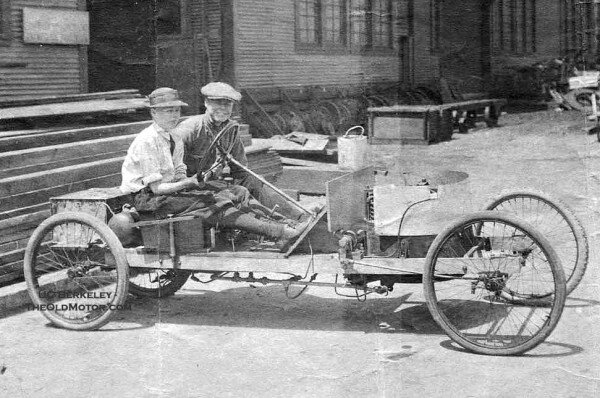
1,1,598,113
0,0,88,100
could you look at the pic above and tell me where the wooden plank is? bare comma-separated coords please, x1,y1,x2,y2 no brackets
0,231,31,248
0,134,135,172
0,151,127,180
368,99,507,115
0,89,140,109
0,203,49,221
0,120,151,152
0,128,64,139
280,157,340,168
0,98,149,121
0,157,124,197
0,172,121,213
254,137,329,155
0,270,23,285
284,207,328,257
244,140,273,155
0,248,25,267
0,210,50,234
0,220,39,240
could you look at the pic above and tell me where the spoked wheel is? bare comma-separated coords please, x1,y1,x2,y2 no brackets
128,269,191,298
23,212,129,330
423,211,566,356
483,190,588,296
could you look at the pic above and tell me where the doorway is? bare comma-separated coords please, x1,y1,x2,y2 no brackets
438,0,491,94
86,0,203,112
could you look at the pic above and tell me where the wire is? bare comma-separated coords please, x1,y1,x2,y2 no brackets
333,274,370,301
284,238,316,299
381,198,434,258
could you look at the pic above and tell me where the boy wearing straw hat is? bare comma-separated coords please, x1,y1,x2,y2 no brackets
119,87,309,250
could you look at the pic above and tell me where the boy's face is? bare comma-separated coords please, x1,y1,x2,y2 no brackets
205,98,234,123
151,106,181,131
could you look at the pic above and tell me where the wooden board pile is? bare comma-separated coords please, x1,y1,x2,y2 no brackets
0,120,282,287
0,89,149,125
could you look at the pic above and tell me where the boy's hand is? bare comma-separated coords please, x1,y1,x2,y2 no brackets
185,175,203,188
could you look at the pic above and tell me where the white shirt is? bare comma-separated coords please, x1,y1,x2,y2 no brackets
120,123,187,194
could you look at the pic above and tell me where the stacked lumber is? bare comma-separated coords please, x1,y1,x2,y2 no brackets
245,141,283,182
0,120,282,286
0,89,148,124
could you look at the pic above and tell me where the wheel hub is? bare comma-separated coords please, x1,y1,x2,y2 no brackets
471,270,508,294
67,259,92,279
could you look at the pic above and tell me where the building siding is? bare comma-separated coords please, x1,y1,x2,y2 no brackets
490,0,562,72
411,1,439,86
232,0,406,89
0,0,82,100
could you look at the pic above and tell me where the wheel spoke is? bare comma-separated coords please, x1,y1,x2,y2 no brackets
24,213,128,330
424,212,566,355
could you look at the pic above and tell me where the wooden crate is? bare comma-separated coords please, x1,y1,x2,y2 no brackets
367,99,506,144
367,105,453,144
139,218,205,254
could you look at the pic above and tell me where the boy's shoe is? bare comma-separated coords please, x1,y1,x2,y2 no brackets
276,217,313,252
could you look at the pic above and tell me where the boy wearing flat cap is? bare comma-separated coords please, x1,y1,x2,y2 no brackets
174,82,306,220
120,87,308,250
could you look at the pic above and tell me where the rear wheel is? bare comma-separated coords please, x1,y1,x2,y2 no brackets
23,212,129,330
423,211,566,355
483,190,588,296
128,269,191,298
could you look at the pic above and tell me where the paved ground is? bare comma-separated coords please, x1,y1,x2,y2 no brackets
2,109,600,397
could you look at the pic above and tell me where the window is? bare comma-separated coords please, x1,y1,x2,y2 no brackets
296,0,318,45
349,0,367,48
323,0,345,45
561,0,600,58
0,0,11,46
371,0,392,48
295,0,394,52
492,0,536,54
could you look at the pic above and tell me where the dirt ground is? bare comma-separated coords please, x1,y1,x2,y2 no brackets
2,108,600,397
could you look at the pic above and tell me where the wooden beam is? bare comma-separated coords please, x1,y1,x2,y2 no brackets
0,134,135,175
0,89,142,109
0,210,50,232
0,121,149,152
242,89,284,135
0,203,48,221
0,98,149,121
0,172,121,213
0,157,124,197
0,248,25,267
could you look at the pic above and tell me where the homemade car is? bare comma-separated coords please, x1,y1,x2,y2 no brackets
23,127,588,356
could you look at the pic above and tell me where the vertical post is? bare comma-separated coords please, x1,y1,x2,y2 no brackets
168,214,176,258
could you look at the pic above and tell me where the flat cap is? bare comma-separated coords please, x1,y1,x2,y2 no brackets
201,82,242,102
148,87,188,108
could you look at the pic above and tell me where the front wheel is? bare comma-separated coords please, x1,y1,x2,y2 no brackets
483,190,588,296
423,211,566,356
23,212,129,330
